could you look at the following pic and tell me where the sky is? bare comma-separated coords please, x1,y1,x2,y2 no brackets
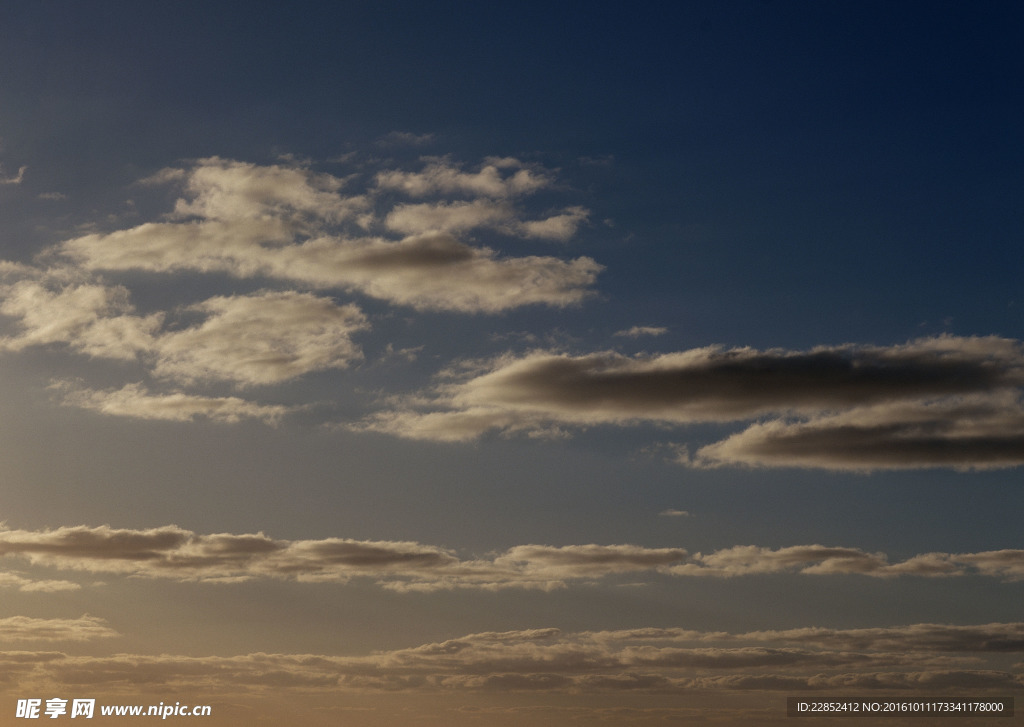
0,1,1022,724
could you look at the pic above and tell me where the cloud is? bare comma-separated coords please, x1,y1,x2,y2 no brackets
0,280,161,360
151,291,367,387
709,622,1024,653
377,131,436,147
658,509,690,517
614,326,668,338
669,544,972,579
384,200,588,240
494,544,689,578
375,157,553,198
693,392,1024,471
0,572,80,593
53,382,292,424
56,157,599,313
164,156,365,225
60,227,600,314
0,152,602,432
1,524,1022,591
2,624,1018,696
357,336,1024,470
0,616,116,642
0,279,366,388
0,165,26,184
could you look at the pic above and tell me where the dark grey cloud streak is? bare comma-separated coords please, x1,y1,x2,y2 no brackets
361,336,1024,470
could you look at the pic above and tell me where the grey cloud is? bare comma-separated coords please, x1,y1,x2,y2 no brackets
693,670,1021,692
734,623,1024,653
377,131,436,147
495,545,688,577
592,623,1024,654
358,336,1024,470
614,326,669,338
2,524,1023,591
0,525,460,584
694,393,1024,471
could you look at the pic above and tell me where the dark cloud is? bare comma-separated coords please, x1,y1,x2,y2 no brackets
360,336,1024,470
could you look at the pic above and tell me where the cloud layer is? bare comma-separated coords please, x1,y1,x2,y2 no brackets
2,525,1022,591
1,623,1019,696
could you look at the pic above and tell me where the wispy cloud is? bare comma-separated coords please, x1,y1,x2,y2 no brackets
375,156,553,198
614,326,668,338
0,616,116,642
0,572,80,593
52,382,292,424
376,131,436,147
0,165,26,184
384,200,588,240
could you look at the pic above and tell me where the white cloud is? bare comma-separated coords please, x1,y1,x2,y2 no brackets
166,156,366,226
0,280,160,360
152,291,367,387
58,226,601,313
0,279,368,389
56,155,601,313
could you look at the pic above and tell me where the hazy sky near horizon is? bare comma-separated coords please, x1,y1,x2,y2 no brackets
0,2,1022,724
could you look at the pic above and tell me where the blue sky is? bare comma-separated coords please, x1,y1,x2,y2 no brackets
0,2,1021,724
